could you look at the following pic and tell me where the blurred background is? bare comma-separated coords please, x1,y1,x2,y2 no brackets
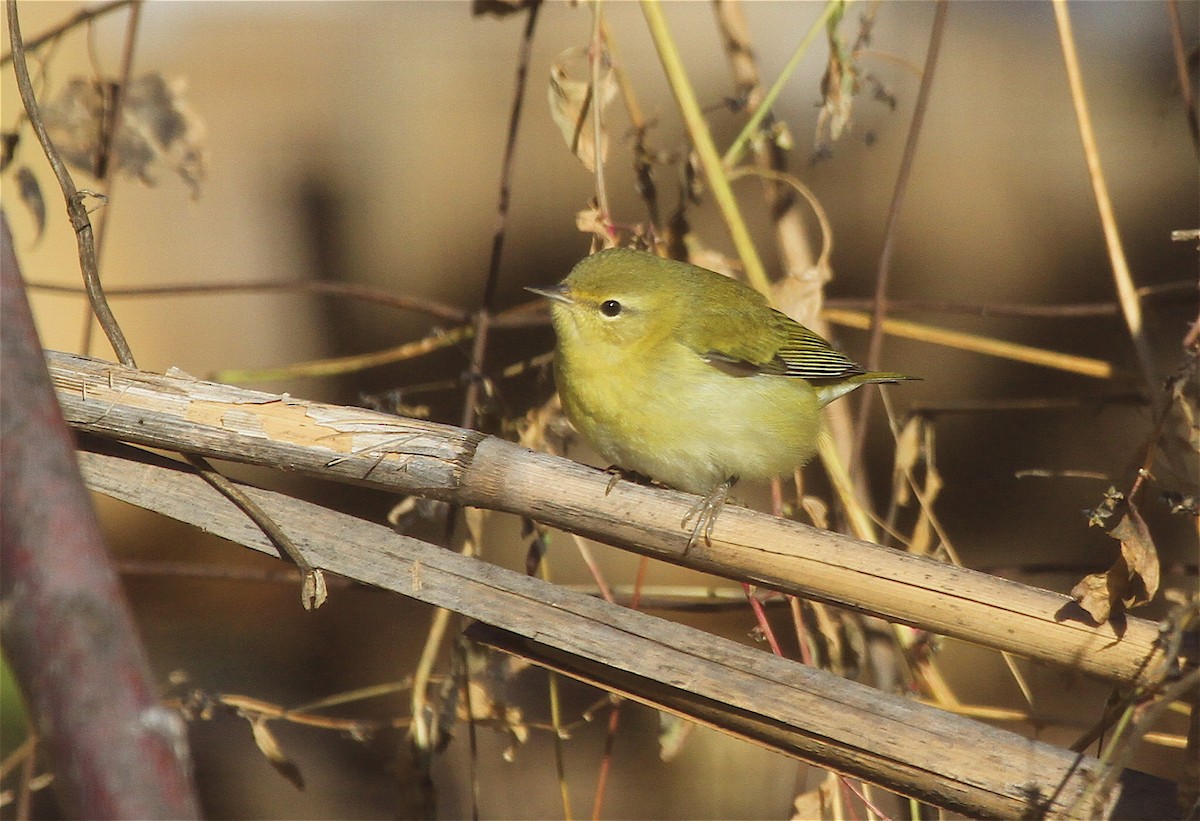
2,1,1197,818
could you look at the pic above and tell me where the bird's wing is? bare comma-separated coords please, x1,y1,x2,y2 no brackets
690,307,865,381
771,310,866,380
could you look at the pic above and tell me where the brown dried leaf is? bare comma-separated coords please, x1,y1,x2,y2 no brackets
248,717,305,790
548,48,616,173
1109,509,1160,604
301,569,328,610
815,14,860,151
1071,566,1121,624
792,771,840,820
892,415,923,508
15,167,44,242
574,203,611,245
1071,509,1160,624
41,74,207,197
459,645,529,749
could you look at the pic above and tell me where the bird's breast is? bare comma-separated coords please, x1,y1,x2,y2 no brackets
555,339,822,494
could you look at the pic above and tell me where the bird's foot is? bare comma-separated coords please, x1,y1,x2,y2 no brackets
680,479,735,553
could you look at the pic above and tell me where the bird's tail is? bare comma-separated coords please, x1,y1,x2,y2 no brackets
815,371,920,406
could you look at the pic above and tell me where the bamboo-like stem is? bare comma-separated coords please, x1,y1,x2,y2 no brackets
49,351,1170,691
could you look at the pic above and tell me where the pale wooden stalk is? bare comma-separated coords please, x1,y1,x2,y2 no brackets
48,351,1172,691
76,439,1176,821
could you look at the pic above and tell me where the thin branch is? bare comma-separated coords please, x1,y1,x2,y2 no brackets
824,280,1196,318
81,0,142,367
6,0,134,365
24,278,472,322
461,0,542,427
720,1,839,169
853,0,948,461
418,4,543,806
0,0,135,65
1052,0,1158,391
1166,0,1198,151
183,453,326,610
589,0,610,227
480,0,542,313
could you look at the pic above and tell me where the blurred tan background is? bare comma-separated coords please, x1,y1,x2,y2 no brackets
2,1,1196,818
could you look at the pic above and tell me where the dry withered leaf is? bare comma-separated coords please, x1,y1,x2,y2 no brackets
41,73,207,197
1071,564,1126,624
248,716,305,790
1071,508,1160,624
459,644,529,757
574,202,610,244
1109,509,1160,604
815,11,860,151
892,414,923,508
548,47,616,173
301,568,328,610
14,166,44,242
792,771,840,820
657,711,694,762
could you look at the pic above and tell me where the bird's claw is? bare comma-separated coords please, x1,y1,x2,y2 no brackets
680,480,733,554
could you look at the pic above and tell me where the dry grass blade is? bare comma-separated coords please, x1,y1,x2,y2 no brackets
823,308,1118,378
1051,0,1156,390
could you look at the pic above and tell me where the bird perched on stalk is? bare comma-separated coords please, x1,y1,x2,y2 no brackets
528,247,917,549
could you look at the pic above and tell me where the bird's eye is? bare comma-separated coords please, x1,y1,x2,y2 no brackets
599,299,622,317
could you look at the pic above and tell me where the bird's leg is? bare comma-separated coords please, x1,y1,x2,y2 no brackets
681,478,735,553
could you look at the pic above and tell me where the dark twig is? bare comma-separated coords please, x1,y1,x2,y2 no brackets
826,280,1196,318
414,6,543,816
481,0,542,315
1166,0,1199,152
460,0,542,430
853,0,948,463
24,278,473,323
0,211,200,818
183,454,327,610
90,0,141,251
8,0,325,611
0,0,135,65
6,0,135,366
82,0,142,354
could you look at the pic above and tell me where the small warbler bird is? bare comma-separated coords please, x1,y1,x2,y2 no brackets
528,247,917,547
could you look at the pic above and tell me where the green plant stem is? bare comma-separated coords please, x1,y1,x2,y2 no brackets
640,0,769,294
722,0,841,169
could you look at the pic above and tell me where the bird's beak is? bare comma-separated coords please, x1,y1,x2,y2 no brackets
525,284,573,305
